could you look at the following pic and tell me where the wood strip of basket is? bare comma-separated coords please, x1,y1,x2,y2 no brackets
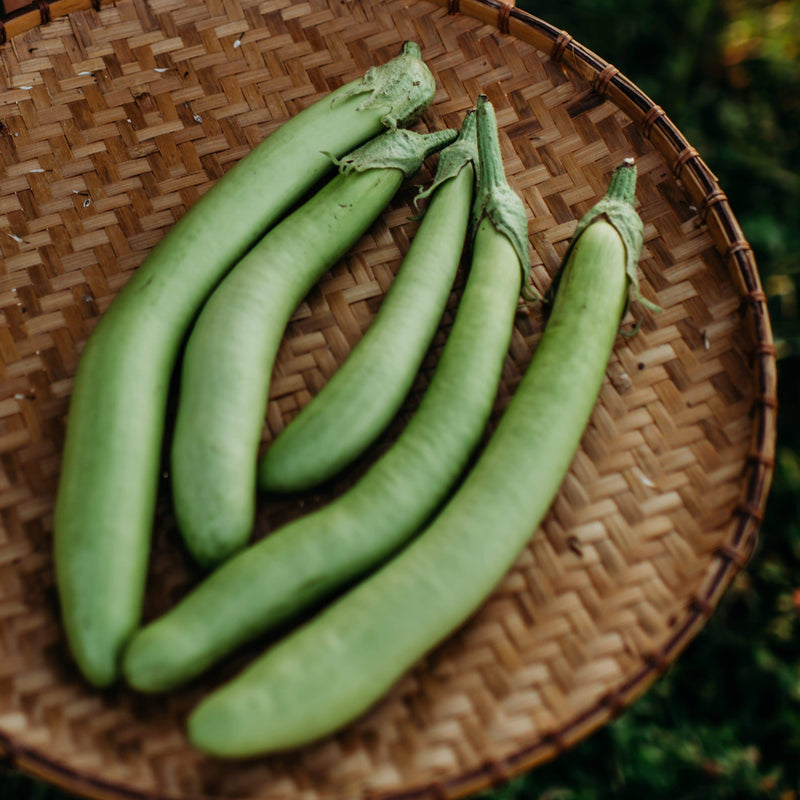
0,0,777,798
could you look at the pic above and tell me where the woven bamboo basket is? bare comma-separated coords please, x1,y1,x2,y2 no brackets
0,0,778,798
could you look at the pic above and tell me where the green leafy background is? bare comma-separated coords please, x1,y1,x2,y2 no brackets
3,1,798,797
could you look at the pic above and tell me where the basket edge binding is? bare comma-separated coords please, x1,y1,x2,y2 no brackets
379,3,778,798
0,1,778,800
378,3,778,799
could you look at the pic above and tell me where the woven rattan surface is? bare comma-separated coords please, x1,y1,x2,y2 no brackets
0,0,777,798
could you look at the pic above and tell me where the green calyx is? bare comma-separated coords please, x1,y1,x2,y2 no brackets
561,159,660,314
334,42,437,130
471,95,533,297
413,109,478,209
330,127,459,180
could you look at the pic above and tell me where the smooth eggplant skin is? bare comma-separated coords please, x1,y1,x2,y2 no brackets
186,218,630,758
123,183,530,696
257,157,474,493
170,168,406,569
169,127,457,569
54,48,436,688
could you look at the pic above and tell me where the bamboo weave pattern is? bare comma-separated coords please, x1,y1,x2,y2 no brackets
0,0,776,798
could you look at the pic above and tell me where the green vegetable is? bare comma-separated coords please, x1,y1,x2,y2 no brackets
53,43,436,687
123,109,528,694
186,138,643,756
170,127,457,569
258,111,481,492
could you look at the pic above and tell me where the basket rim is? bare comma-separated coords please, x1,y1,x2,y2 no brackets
0,1,778,799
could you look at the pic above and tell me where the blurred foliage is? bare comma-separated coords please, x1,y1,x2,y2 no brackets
3,1,799,799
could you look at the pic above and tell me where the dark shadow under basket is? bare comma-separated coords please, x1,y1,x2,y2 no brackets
0,0,777,798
